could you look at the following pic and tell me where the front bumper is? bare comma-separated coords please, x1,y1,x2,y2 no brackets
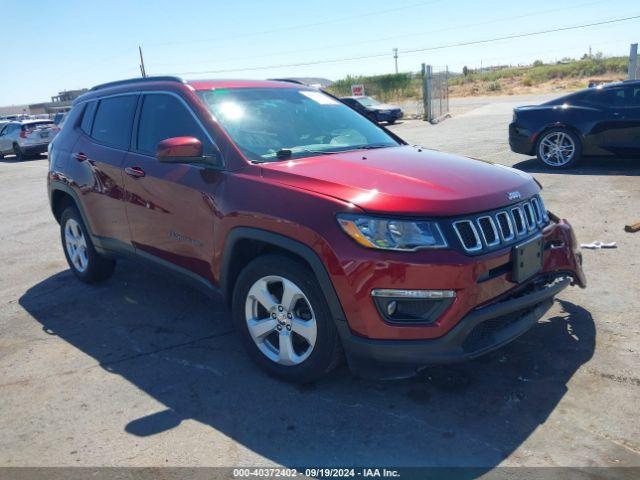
338,275,568,377
376,110,403,122
330,216,585,377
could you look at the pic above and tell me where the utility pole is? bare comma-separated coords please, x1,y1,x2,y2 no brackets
629,43,638,80
393,48,398,74
139,46,147,78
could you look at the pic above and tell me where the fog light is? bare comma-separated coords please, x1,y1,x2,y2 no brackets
371,289,455,324
386,300,398,316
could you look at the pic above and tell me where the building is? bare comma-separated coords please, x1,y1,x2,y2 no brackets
28,88,88,115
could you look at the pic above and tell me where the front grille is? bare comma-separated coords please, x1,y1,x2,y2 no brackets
452,195,548,254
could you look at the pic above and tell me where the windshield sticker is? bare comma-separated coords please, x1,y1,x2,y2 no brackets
300,90,339,105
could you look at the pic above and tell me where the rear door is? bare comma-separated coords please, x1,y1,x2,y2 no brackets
123,92,224,283
70,95,138,245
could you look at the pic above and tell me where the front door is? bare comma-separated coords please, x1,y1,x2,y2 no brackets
606,85,640,154
123,92,223,283
0,124,19,154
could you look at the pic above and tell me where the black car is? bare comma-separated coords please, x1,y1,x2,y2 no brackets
509,80,640,168
340,96,403,124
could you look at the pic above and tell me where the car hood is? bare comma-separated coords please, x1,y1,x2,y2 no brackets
260,146,539,216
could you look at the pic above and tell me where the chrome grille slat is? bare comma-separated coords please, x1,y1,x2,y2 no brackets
511,207,527,236
477,216,500,247
495,211,515,241
530,197,543,224
453,220,482,252
522,202,536,230
453,195,548,254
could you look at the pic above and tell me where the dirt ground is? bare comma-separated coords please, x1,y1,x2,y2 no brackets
0,94,638,474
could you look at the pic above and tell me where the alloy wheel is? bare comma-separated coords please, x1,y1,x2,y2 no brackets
538,131,576,167
244,275,317,366
64,218,89,273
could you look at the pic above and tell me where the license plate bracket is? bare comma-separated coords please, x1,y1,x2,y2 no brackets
512,235,543,283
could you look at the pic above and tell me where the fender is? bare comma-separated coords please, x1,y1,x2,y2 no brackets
220,227,347,325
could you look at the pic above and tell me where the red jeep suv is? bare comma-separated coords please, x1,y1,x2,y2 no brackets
47,77,586,382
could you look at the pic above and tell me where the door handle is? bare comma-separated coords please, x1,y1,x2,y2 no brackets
124,166,146,178
73,152,87,162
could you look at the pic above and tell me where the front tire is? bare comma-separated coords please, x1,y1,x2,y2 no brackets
536,128,582,168
13,144,24,161
60,206,116,283
232,255,342,383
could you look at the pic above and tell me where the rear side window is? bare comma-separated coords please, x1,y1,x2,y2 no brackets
630,87,640,106
582,88,626,107
80,102,97,134
136,94,209,154
91,95,138,148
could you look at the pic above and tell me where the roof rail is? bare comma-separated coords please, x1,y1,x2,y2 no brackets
90,76,185,91
268,78,307,86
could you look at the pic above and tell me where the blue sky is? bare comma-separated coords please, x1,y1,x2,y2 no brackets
1,0,639,105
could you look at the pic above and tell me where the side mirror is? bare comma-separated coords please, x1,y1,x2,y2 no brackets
156,136,220,166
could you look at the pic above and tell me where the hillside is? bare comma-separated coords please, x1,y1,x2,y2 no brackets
326,56,629,101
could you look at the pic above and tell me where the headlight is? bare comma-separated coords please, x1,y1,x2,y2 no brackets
337,214,447,251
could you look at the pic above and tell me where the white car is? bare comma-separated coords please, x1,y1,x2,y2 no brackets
0,119,58,160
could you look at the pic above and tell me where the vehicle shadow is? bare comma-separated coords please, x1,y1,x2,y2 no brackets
513,156,640,176
19,262,595,469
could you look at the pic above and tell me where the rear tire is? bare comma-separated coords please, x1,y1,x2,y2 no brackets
535,128,582,169
232,254,342,383
60,206,116,283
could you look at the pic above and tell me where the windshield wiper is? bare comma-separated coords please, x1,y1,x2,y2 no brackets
270,144,393,161
275,149,293,159
361,143,393,150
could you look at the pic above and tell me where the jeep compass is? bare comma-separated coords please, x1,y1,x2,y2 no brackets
48,77,586,382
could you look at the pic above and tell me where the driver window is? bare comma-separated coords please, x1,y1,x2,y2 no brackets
137,94,211,155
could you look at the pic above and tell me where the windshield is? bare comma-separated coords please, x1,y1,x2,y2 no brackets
354,96,379,107
197,88,398,162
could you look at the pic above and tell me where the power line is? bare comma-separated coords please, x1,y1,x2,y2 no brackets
402,15,640,54
150,0,608,70
171,14,640,76
148,0,443,47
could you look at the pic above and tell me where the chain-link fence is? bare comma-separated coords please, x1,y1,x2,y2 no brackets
421,64,450,123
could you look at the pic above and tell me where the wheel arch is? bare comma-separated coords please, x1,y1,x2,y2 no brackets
220,227,347,325
533,123,584,150
49,182,94,235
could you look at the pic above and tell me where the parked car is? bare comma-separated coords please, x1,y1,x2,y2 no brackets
340,95,403,124
0,119,58,160
53,112,67,125
510,80,640,168
48,76,585,382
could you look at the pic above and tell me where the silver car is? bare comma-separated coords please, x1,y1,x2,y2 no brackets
0,119,58,160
